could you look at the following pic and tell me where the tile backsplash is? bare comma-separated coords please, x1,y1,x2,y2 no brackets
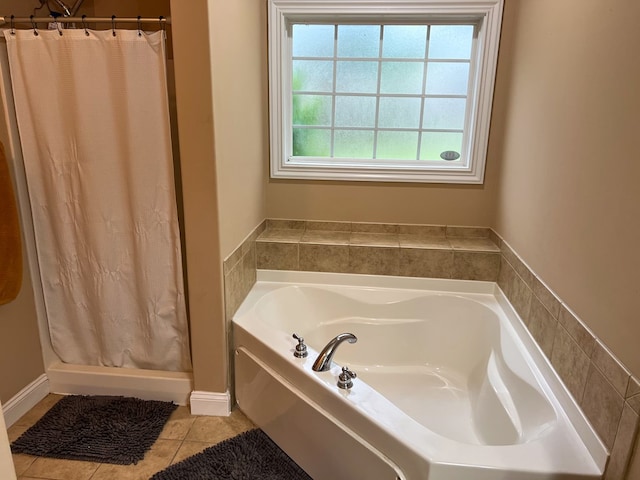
224,219,640,480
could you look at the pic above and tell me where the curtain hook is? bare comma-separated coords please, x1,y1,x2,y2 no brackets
137,16,142,37
54,17,63,36
82,14,89,36
30,15,39,36
10,15,15,35
111,15,116,37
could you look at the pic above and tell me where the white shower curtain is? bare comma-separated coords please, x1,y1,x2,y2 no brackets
3,28,191,372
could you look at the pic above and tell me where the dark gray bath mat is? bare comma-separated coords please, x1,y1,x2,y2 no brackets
150,428,312,480
11,394,177,464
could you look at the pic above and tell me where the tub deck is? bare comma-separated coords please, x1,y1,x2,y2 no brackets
233,270,607,480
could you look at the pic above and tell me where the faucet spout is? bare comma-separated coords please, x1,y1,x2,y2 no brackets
312,332,357,372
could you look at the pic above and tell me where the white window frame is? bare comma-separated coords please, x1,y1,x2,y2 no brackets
268,0,504,184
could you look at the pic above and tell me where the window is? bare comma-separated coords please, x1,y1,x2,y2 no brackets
268,0,504,183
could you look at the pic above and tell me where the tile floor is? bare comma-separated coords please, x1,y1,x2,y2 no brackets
6,394,256,480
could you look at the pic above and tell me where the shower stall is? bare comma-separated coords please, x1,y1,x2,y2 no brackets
0,5,193,405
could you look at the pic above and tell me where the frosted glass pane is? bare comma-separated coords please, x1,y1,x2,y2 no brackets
380,62,424,94
335,96,377,127
428,25,474,60
334,130,375,158
425,63,469,95
420,132,463,161
293,95,332,126
337,25,380,58
293,24,335,57
423,97,467,130
382,25,427,58
293,60,334,92
336,61,379,93
376,131,419,160
293,128,331,157
378,97,421,128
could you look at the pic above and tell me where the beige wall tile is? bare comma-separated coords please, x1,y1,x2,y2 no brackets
604,404,639,480
592,340,631,397
241,244,257,294
508,273,533,324
350,232,399,247
223,244,243,276
257,229,304,242
449,238,500,252
398,235,451,250
628,377,640,397
399,249,453,279
531,276,561,319
445,226,490,238
551,325,591,402
349,246,399,276
527,297,557,358
305,221,351,232
488,229,502,248
501,243,534,285
300,244,349,273
224,262,244,322
256,242,298,270
581,364,625,450
301,231,350,245
266,219,305,230
497,257,516,297
397,224,446,236
451,252,500,281
627,378,640,415
351,222,399,233
557,305,596,357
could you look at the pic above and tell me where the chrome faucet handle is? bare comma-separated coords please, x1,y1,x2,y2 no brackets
292,333,308,358
338,366,357,389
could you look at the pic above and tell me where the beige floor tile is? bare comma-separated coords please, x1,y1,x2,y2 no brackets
12,395,64,427
11,453,37,476
7,424,29,443
170,440,213,464
185,409,254,443
158,405,197,441
23,457,100,480
89,439,181,480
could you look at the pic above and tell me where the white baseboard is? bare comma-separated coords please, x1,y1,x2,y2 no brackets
2,374,50,428
190,390,231,416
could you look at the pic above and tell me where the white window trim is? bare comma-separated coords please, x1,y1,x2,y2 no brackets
268,0,504,184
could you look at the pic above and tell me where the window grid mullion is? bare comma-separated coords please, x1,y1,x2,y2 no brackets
372,25,384,159
416,25,431,160
330,25,339,157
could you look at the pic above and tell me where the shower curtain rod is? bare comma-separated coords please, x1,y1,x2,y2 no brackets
0,16,170,27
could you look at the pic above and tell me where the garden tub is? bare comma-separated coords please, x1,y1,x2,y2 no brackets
233,270,606,480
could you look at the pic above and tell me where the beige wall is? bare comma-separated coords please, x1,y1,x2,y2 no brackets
209,0,268,258
267,180,497,226
0,223,43,403
0,0,46,403
170,0,227,393
491,0,640,377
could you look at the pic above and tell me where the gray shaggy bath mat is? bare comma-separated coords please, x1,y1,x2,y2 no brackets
11,394,177,464
150,428,312,480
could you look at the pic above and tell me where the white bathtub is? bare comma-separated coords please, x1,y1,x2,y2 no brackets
233,270,607,480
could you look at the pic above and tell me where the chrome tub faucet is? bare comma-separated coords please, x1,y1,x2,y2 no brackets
312,332,357,372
